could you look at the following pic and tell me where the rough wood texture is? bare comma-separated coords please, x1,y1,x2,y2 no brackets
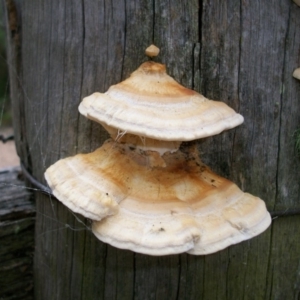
3,0,300,299
0,167,35,300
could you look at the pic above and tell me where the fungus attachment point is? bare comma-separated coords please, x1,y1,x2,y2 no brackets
45,48,271,256
293,68,300,80
145,44,160,58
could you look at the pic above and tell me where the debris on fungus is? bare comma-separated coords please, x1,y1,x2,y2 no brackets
45,45,271,255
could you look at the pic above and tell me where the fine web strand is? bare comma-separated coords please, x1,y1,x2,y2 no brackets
139,135,146,145
115,128,127,142
0,56,94,238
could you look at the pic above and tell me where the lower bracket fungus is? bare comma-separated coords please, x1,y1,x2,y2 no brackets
45,46,271,256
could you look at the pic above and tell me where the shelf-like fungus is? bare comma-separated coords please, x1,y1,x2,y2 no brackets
45,46,271,255
79,61,244,143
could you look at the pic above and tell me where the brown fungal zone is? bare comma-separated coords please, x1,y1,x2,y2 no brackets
45,45,271,256
109,61,197,98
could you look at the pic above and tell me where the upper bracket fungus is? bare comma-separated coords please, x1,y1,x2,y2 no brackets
45,45,271,255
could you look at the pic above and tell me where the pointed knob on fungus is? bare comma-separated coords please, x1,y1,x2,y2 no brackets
145,44,160,58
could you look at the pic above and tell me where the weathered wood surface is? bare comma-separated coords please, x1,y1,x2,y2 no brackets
4,0,300,299
0,167,35,300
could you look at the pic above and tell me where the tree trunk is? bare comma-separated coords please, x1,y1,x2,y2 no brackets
4,0,300,299
0,167,35,300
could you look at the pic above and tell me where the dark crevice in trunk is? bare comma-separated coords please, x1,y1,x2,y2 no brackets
275,4,291,211
133,252,136,299
120,0,127,81
231,0,243,176
175,255,182,300
264,222,275,300
4,0,26,160
198,0,202,44
5,0,22,65
152,0,155,44
77,0,85,155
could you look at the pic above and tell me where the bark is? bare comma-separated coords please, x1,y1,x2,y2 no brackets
3,0,300,299
0,167,35,300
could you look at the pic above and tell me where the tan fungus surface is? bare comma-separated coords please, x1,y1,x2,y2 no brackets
79,61,244,141
45,139,271,255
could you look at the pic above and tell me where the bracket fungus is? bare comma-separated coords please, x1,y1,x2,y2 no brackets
45,46,271,255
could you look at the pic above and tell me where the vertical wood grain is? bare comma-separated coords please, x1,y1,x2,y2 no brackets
3,0,300,299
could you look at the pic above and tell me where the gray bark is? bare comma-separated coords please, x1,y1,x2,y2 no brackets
0,167,35,300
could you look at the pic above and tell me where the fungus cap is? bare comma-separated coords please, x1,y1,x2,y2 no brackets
79,61,244,141
45,145,125,220
45,140,271,255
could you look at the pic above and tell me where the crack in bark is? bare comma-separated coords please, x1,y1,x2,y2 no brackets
152,0,155,43
264,224,275,299
175,255,182,300
120,0,127,81
274,4,291,211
